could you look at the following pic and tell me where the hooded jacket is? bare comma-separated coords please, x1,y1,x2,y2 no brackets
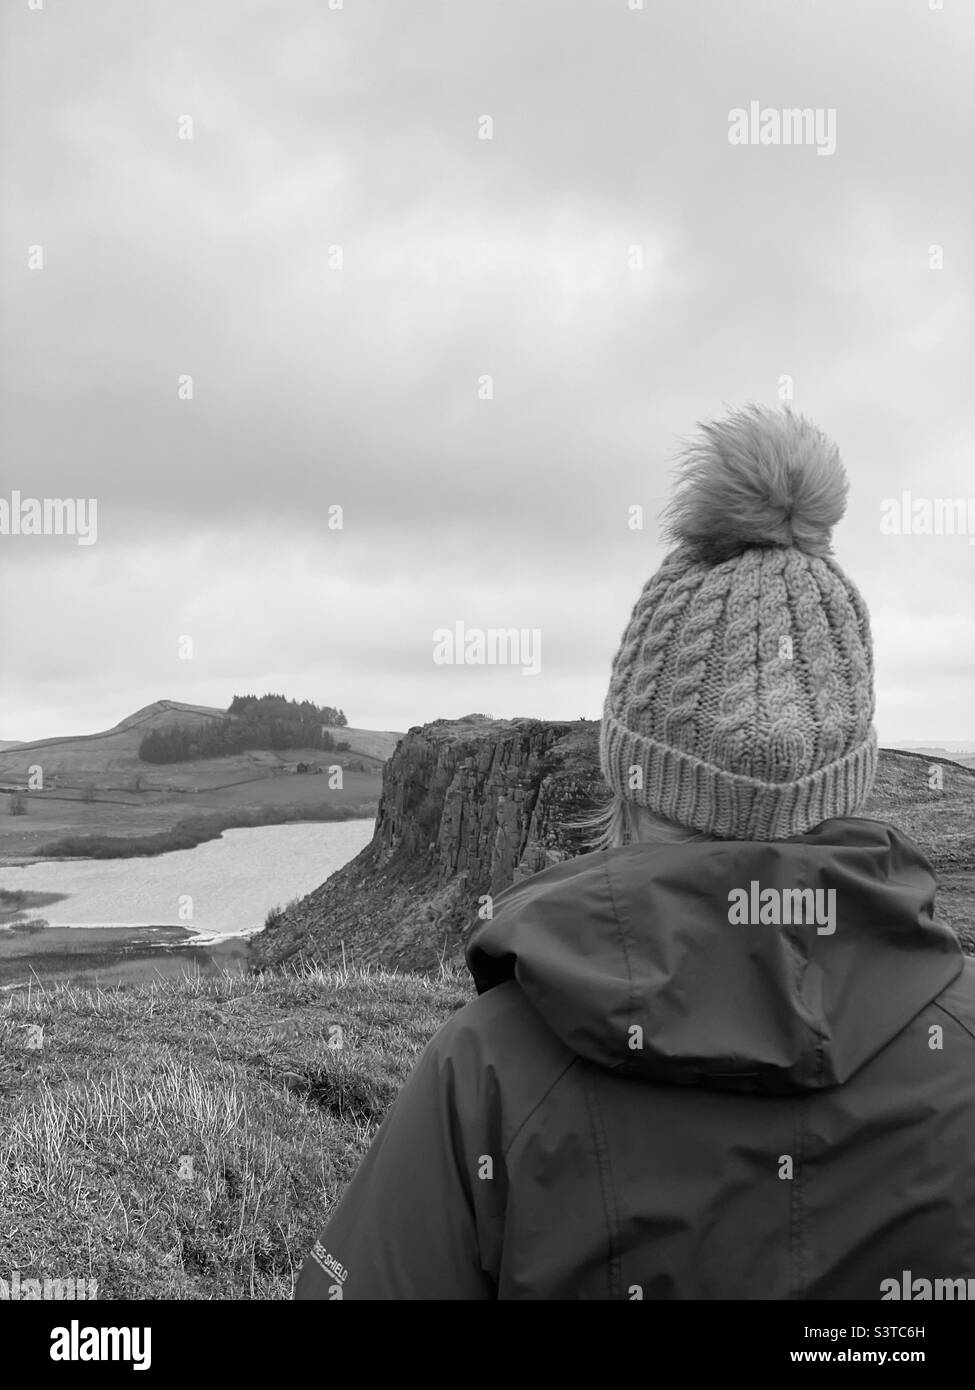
295,816,975,1300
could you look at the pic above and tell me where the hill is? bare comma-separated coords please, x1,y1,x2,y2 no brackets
896,741,975,770
250,719,975,973
0,700,226,776
0,703,403,862
0,701,404,780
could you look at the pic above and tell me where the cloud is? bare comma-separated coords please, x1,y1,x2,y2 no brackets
1,0,972,740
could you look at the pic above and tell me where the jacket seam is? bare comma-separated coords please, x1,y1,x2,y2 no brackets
933,998,975,1044
582,1064,623,1300
789,1099,809,1300
789,842,829,1086
603,854,640,1040
502,1055,579,1162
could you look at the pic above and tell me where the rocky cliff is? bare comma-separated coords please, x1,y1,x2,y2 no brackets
248,716,604,972
248,718,975,973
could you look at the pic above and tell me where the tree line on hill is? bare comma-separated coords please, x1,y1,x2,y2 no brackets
138,694,350,764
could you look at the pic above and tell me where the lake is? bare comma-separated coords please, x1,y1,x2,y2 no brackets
0,818,375,989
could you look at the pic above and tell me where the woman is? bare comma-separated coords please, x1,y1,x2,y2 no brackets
296,404,974,1300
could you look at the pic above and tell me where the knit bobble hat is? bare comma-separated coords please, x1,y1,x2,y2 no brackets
599,404,877,841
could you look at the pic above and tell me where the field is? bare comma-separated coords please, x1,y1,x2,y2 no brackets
0,758,381,861
0,701,401,863
0,961,469,1298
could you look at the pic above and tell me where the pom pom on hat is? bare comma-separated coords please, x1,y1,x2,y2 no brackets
661,404,850,564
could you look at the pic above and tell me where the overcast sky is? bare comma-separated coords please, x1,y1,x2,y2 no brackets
1,0,972,744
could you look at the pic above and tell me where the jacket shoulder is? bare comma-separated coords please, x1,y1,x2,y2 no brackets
429,981,578,1153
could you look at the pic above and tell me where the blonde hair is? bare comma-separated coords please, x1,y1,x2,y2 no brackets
567,790,717,853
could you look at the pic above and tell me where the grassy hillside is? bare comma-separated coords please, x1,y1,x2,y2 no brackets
0,700,226,776
0,699,402,780
0,763,381,861
0,703,402,862
0,962,469,1298
321,725,402,762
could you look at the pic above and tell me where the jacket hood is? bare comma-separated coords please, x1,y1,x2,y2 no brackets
465,817,963,1094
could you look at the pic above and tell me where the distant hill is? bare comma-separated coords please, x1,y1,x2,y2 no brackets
897,741,975,758
118,700,225,730
320,726,401,762
0,701,403,778
0,701,225,776
886,746,975,771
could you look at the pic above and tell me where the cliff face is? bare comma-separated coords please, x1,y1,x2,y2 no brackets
248,716,604,973
249,719,975,973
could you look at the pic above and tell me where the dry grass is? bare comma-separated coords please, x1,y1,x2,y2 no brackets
0,961,473,1299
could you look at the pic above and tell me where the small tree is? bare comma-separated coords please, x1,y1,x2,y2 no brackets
81,783,96,804
9,792,26,816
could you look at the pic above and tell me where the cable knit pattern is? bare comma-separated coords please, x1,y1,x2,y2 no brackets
599,412,877,840
815,559,875,749
754,551,807,783
628,566,703,720
607,552,692,712
709,551,762,778
661,563,734,753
